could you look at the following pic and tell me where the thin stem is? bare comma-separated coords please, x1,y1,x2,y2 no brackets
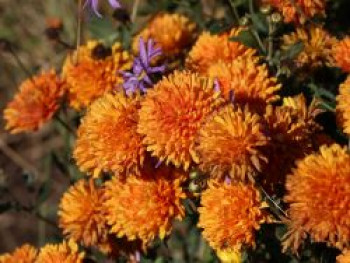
226,0,240,25
131,0,141,23
57,38,75,50
247,0,266,54
34,211,57,229
259,186,288,218
8,47,34,84
54,115,76,136
76,0,83,64
267,18,275,64
248,0,255,14
250,29,266,53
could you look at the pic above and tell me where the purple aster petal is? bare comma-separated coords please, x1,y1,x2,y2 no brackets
90,0,102,17
148,65,166,74
155,160,162,168
143,75,153,85
108,0,121,8
214,78,220,92
138,37,149,67
149,47,162,59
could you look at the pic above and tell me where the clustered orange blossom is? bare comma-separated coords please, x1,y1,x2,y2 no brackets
337,76,350,135
186,28,257,74
104,165,187,248
333,37,350,73
73,92,145,178
63,41,132,109
0,244,37,263
0,241,84,263
194,105,269,181
207,58,280,111
198,180,271,252
58,179,111,253
3,70,65,134
283,144,350,253
138,71,224,171
262,0,326,24
133,13,196,57
282,26,336,69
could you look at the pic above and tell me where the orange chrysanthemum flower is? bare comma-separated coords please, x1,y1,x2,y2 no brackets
132,13,196,57
58,179,111,253
337,250,350,263
261,95,321,191
74,92,145,178
207,58,280,111
138,71,223,170
282,26,336,69
36,240,84,263
283,144,350,253
333,37,350,73
262,0,326,24
3,70,65,134
193,105,268,181
336,76,350,135
198,180,271,252
0,244,37,263
62,41,132,109
186,28,257,74
104,165,187,247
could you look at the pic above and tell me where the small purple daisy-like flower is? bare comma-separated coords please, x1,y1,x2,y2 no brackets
120,37,166,96
84,0,121,17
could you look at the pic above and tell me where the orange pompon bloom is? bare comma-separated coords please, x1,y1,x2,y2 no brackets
138,71,224,171
58,179,111,254
262,0,326,24
337,77,350,135
282,26,336,69
132,13,196,57
333,37,350,73
74,92,145,178
207,58,280,111
104,165,187,247
0,244,37,263
186,28,257,74
337,250,350,263
36,240,84,263
283,144,350,253
62,41,132,110
198,180,271,252
193,105,268,181
3,70,65,134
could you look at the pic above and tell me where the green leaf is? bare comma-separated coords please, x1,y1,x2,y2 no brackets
281,41,304,60
88,17,119,45
230,30,259,49
250,13,268,34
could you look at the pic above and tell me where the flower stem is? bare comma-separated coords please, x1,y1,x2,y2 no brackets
54,115,76,136
226,0,240,25
131,0,141,23
75,0,83,64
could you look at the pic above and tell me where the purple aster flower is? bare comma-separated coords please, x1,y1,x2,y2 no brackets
84,0,121,17
120,37,166,96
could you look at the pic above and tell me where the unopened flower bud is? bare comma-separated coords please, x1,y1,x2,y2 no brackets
189,181,200,193
271,12,282,24
260,5,272,15
240,16,250,26
189,170,199,180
